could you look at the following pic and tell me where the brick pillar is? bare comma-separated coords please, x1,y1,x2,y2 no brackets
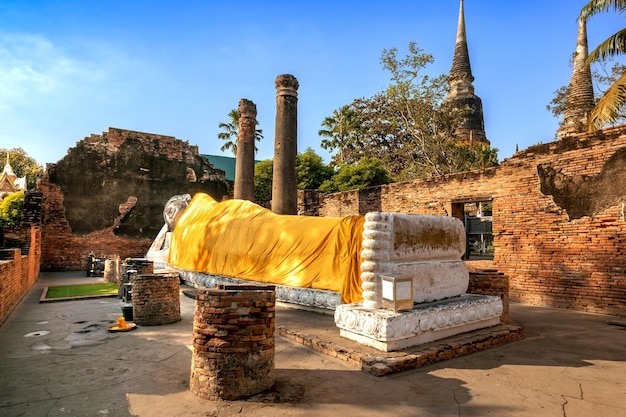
468,269,509,323
119,258,153,298
190,285,275,400
234,99,257,201
132,274,181,326
272,74,299,214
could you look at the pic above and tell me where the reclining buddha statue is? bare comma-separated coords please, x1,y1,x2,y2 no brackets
148,192,469,309
148,193,365,303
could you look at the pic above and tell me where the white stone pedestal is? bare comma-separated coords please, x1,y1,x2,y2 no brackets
334,294,503,352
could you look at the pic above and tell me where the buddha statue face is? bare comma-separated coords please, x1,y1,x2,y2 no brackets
163,194,192,231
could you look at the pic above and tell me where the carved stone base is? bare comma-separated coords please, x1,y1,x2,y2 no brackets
177,269,341,310
334,294,503,352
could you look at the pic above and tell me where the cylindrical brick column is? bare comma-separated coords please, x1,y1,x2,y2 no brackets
132,274,181,326
272,74,299,215
234,98,257,201
190,285,275,400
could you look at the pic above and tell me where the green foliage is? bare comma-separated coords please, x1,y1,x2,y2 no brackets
320,42,497,180
253,149,335,200
253,159,273,201
217,109,263,155
319,158,391,193
295,148,334,190
0,190,25,226
318,105,361,165
0,147,44,189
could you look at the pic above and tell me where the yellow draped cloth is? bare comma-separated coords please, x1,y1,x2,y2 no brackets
169,193,365,303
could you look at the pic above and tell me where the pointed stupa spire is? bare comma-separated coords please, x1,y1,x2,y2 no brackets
444,0,489,146
557,17,595,138
449,0,474,95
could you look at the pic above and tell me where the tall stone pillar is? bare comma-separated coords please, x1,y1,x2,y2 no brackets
272,74,299,214
234,99,257,201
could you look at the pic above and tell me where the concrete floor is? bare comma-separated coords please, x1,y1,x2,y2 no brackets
0,271,625,417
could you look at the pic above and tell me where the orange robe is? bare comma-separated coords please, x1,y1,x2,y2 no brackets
168,193,364,303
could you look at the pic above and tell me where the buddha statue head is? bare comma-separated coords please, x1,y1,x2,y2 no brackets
163,194,192,232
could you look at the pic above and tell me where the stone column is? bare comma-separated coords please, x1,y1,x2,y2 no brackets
190,285,275,400
234,99,257,201
103,255,120,284
272,74,299,214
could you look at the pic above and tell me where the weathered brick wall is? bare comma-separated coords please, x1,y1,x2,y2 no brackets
0,226,41,326
40,127,232,271
40,182,152,271
190,285,275,400
316,126,626,316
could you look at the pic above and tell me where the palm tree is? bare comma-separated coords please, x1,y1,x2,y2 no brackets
580,0,626,130
318,105,360,164
217,109,263,155
472,144,499,170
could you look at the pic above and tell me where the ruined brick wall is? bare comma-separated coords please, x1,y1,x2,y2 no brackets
316,126,626,316
0,226,41,326
41,127,233,271
40,181,153,271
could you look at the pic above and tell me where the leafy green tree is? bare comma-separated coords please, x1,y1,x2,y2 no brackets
340,42,496,180
295,148,334,190
253,149,334,200
580,0,626,129
0,190,25,226
471,144,500,170
217,109,263,155
319,157,391,193
0,147,44,189
253,159,273,201
318,105,361,165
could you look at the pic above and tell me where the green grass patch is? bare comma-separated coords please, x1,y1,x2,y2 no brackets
45,283,118,299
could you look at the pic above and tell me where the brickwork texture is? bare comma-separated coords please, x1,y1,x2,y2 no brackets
190,286,275,400
132,274,181,326
0,226,41,325
313,126,626,316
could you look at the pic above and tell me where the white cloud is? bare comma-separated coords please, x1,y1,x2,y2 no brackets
0,33,116,111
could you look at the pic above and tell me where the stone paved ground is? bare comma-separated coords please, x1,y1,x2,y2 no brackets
1,271,625,417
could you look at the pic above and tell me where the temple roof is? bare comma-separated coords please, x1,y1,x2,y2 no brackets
0,153,26,195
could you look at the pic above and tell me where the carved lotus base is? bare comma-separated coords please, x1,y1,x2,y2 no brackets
334,294,503,352
177,269,341,310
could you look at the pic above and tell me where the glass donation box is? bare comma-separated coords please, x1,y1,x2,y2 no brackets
381,275,414,312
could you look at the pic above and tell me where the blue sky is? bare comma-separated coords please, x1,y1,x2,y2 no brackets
0,0,624,167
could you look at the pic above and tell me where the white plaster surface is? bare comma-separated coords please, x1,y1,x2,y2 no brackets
394,260,469,303
335,295,503,351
